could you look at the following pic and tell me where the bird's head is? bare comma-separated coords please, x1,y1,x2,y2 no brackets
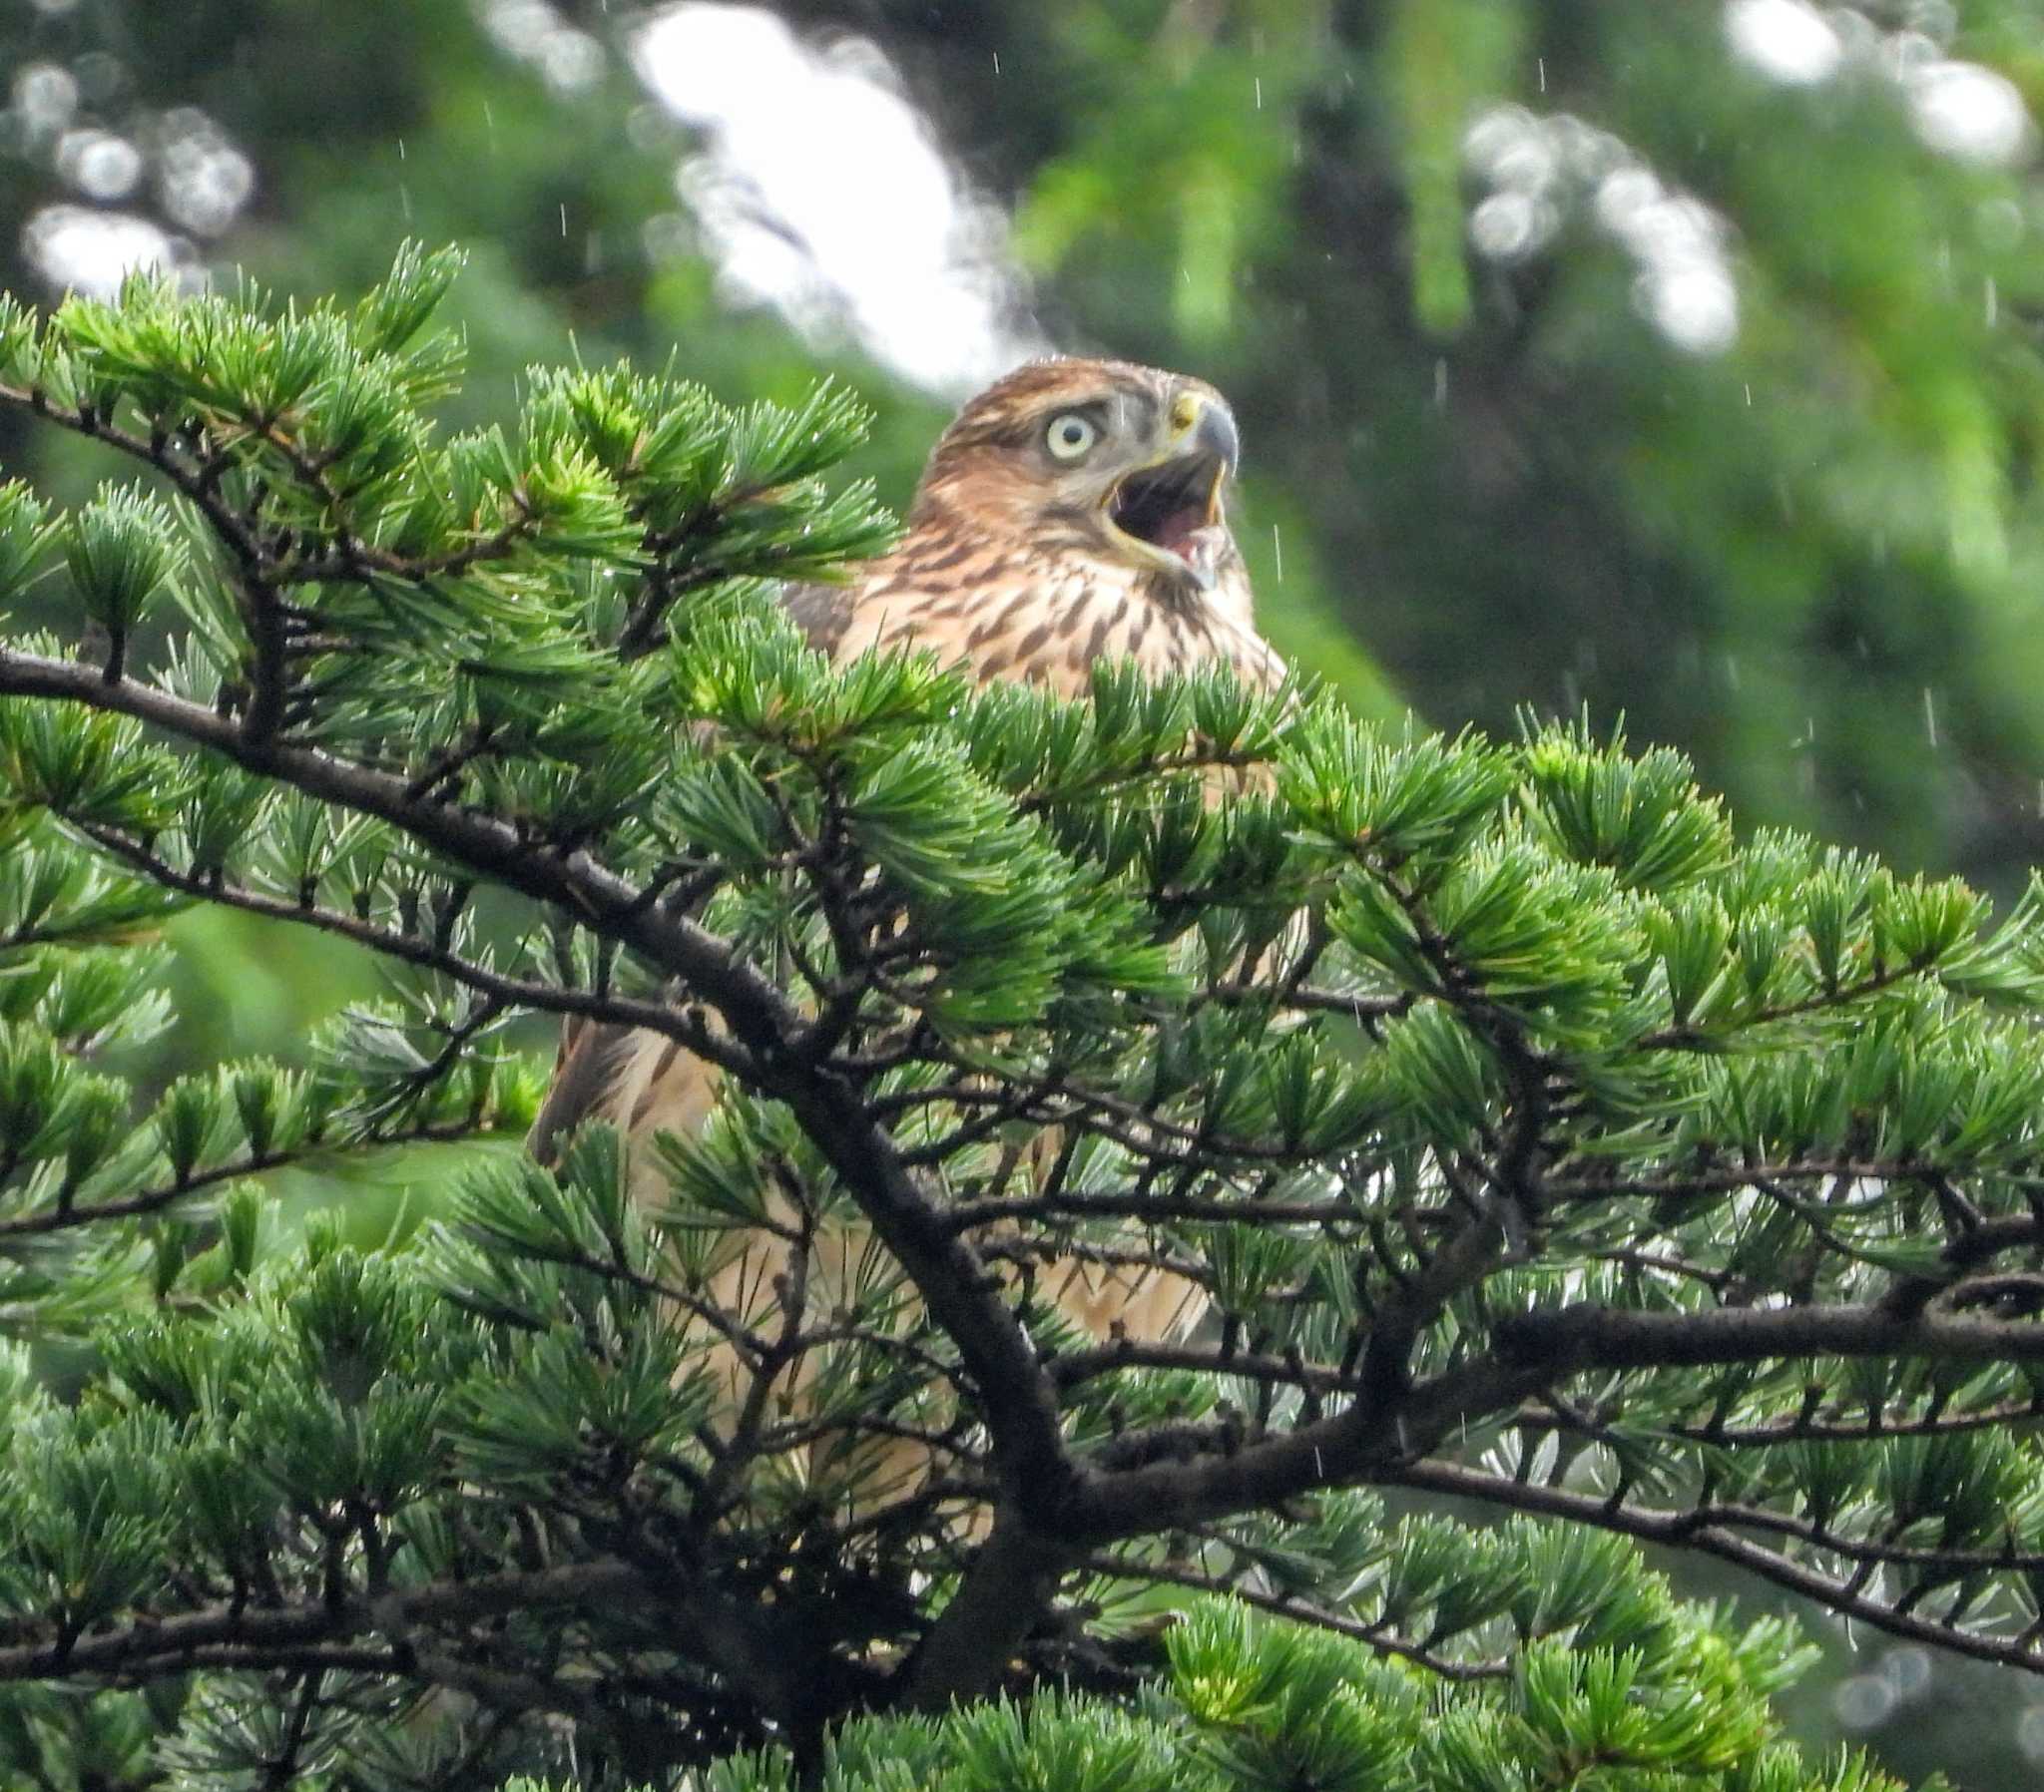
913,358,1245,597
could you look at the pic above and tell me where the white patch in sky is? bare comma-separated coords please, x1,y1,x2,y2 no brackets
23,205,191,297
1466,106,1740,353
1725,0,1842,86
13,91,253,295
632,1,1036,394
57,129,144,203
1468,190,1556,262
475,0,605,97
1726,0,2035,169
1468,7,2038,356
1638,256,1740,356
12,63,79,140
155,110,256,237
1905,60,2032,166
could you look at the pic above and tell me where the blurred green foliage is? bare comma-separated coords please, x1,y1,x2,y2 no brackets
9,0,2044,881
4,0,2044,1779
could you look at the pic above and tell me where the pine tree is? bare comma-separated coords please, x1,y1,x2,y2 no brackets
0,247,2033,1788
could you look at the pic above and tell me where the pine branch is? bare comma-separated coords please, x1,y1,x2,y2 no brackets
1637,955,1938,1049
67,818,707,1054
1048,1339,1365,1400
0,645,1079,1540
0,1117,498,1241
1512,1393,2044,1449
946,1186,1352,1231
1057,1309,1542,1542
1495,1296,2044,1371
0,1561,648,1681
12,249,2044,1777
1077,1552,1509,1682
258,1671,321,1792
0,381,536,592
1390,1459,2044,1676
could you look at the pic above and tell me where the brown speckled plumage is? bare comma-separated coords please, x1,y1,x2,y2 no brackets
530,358,1283,1502
810,358,1279,693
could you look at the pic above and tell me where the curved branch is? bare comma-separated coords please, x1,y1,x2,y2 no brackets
1387,1459,2044,1676
0,1116,501,1241
0,1560,647,1682
0,648,1074,1534
1077,1552,1506,1682
899,1518,1071,1713
1495,1297,2044,1371
68,821,714,1055
1058,1270,1540,1541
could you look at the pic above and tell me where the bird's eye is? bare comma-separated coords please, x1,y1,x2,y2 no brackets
1045,413,1098,461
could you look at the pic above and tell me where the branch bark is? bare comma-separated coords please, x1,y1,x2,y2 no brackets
1388,1459,2044,1675
0,1560,647,1681
0,647,1075,1540
899,1518,1071,1713
1495,1297,2044,1371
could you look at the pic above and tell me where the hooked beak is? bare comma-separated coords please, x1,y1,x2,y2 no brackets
1102,393,1239,590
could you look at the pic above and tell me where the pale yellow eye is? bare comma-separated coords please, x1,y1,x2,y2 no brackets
1045,412,1098,460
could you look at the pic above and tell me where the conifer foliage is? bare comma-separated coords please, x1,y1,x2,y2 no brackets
0,249,2032,1787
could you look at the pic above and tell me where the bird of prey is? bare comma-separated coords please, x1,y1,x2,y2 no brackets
530,356,1284,1496
779,358,1282,694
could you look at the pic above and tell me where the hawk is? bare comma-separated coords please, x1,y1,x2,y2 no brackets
780,357,1282,694
530,357,1284,1497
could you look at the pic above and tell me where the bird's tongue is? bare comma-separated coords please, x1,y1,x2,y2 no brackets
1151,503,1207,560
1174,521,1228,591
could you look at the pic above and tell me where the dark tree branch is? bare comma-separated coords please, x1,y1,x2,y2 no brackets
1495,1296,2044,1371
945,1179,1353,1232
0,1117,500,1241
67,821,737,1067
898,1518,1071,1713
0,1560,648,1681
1542,1158,1967,1205
1637,956,1941,1050
0,646,1075,1555
1512,1394,2044,1449
259,1671,322,1792
1077,1553,1507,1682
1388,1459,2044,1676
1058,1303,1541,1542
0,384,545,743
1049,1339,1363,1399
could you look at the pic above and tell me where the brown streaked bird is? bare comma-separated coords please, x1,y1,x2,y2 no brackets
780,357,1282,695
530,357,1285,1501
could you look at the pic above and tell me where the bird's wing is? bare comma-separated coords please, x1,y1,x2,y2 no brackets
779,578,857,658
527,1015,723,1176
528,583,850,1167
526,1016,641,1165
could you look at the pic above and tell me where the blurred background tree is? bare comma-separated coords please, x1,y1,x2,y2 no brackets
3,0,2043,1780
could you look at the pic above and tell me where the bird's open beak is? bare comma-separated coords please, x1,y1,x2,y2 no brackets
1103,395,1239,590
